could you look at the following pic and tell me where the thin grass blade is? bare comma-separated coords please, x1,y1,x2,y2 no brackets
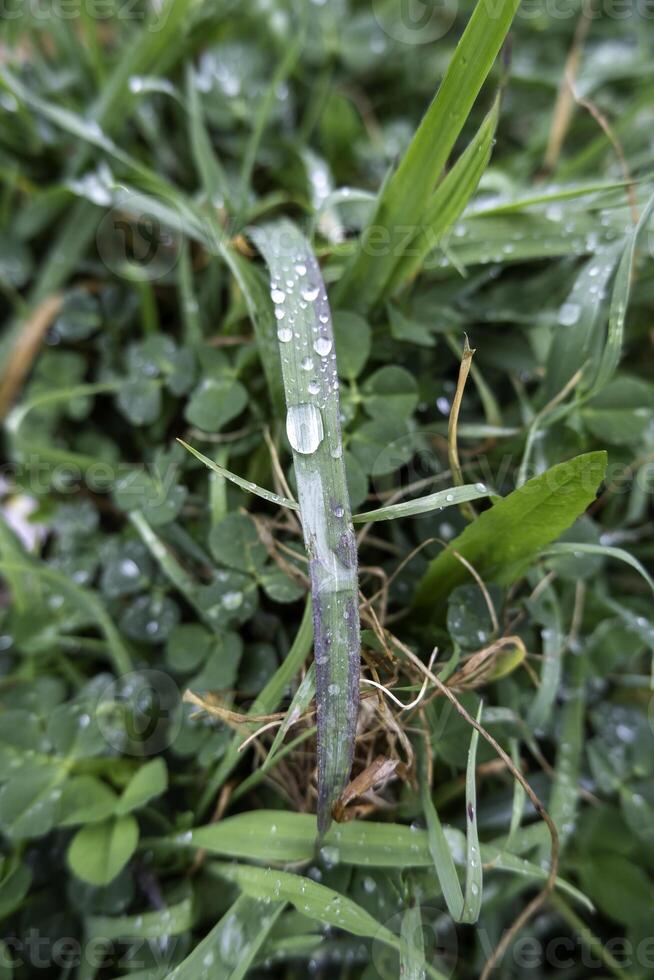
461,703,483,923
177,439,298,511
383,97,500,299
352,482,491,524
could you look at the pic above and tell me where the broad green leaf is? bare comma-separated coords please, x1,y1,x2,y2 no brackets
0,863,32,919
332,311,372,378
362,366,419,420
68,814,139,886
184,376,248,432
209,513,268,573
57,776,118,827
0,767,65,841
413,452,608,613
115,758,168,816
543,245,622,400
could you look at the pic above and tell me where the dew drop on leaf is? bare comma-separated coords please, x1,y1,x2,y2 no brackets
286,403,324,455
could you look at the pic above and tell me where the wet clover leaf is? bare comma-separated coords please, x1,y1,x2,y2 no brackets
184,376,248,432
99,539,154,598
113,468,187,526
54,289,102,342
119,594,180,644
361,366,419,420
209,513,267,573
196,571,258,629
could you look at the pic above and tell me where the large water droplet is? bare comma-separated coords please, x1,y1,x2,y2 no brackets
286,403,324,455
270,288,286,304
314,336,332,357
301,285,319,302
277,326,293,342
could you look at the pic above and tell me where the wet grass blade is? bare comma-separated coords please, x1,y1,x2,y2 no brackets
167,894,284,980
401,900,426,980
461,704,483,924
419,751,465,921
178,439,298,511
549,655,585,847
383,97,500,299
591,190,654,395
209,862,447,980
335,0,520,312
352,482,491,524
164,810,592,909
543,244,622,401
267,663,316,760
250,219,360,835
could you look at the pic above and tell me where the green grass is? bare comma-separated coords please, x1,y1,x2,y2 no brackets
1,1,654,977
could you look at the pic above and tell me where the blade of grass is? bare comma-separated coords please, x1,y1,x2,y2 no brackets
383,97,500,299
250,219,360,835
334,0,520,312
419,750,465,921
461,703,483,923
167,894,284,980
207,862,446,980
161,810,592,909
178,439,298,511
590,189,654,395
352,482,490,524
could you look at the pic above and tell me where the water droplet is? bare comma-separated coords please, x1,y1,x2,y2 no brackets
270,288,286,304
314,336,332,357
120,558,140,579
301,285,319,302
274,308,285,321
308,379,320,395
295,262,307,275
332,504,345,518
222,590,243,610
286,403,324,455
558,301,581,326
277,326,293,342
301,356,313,371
